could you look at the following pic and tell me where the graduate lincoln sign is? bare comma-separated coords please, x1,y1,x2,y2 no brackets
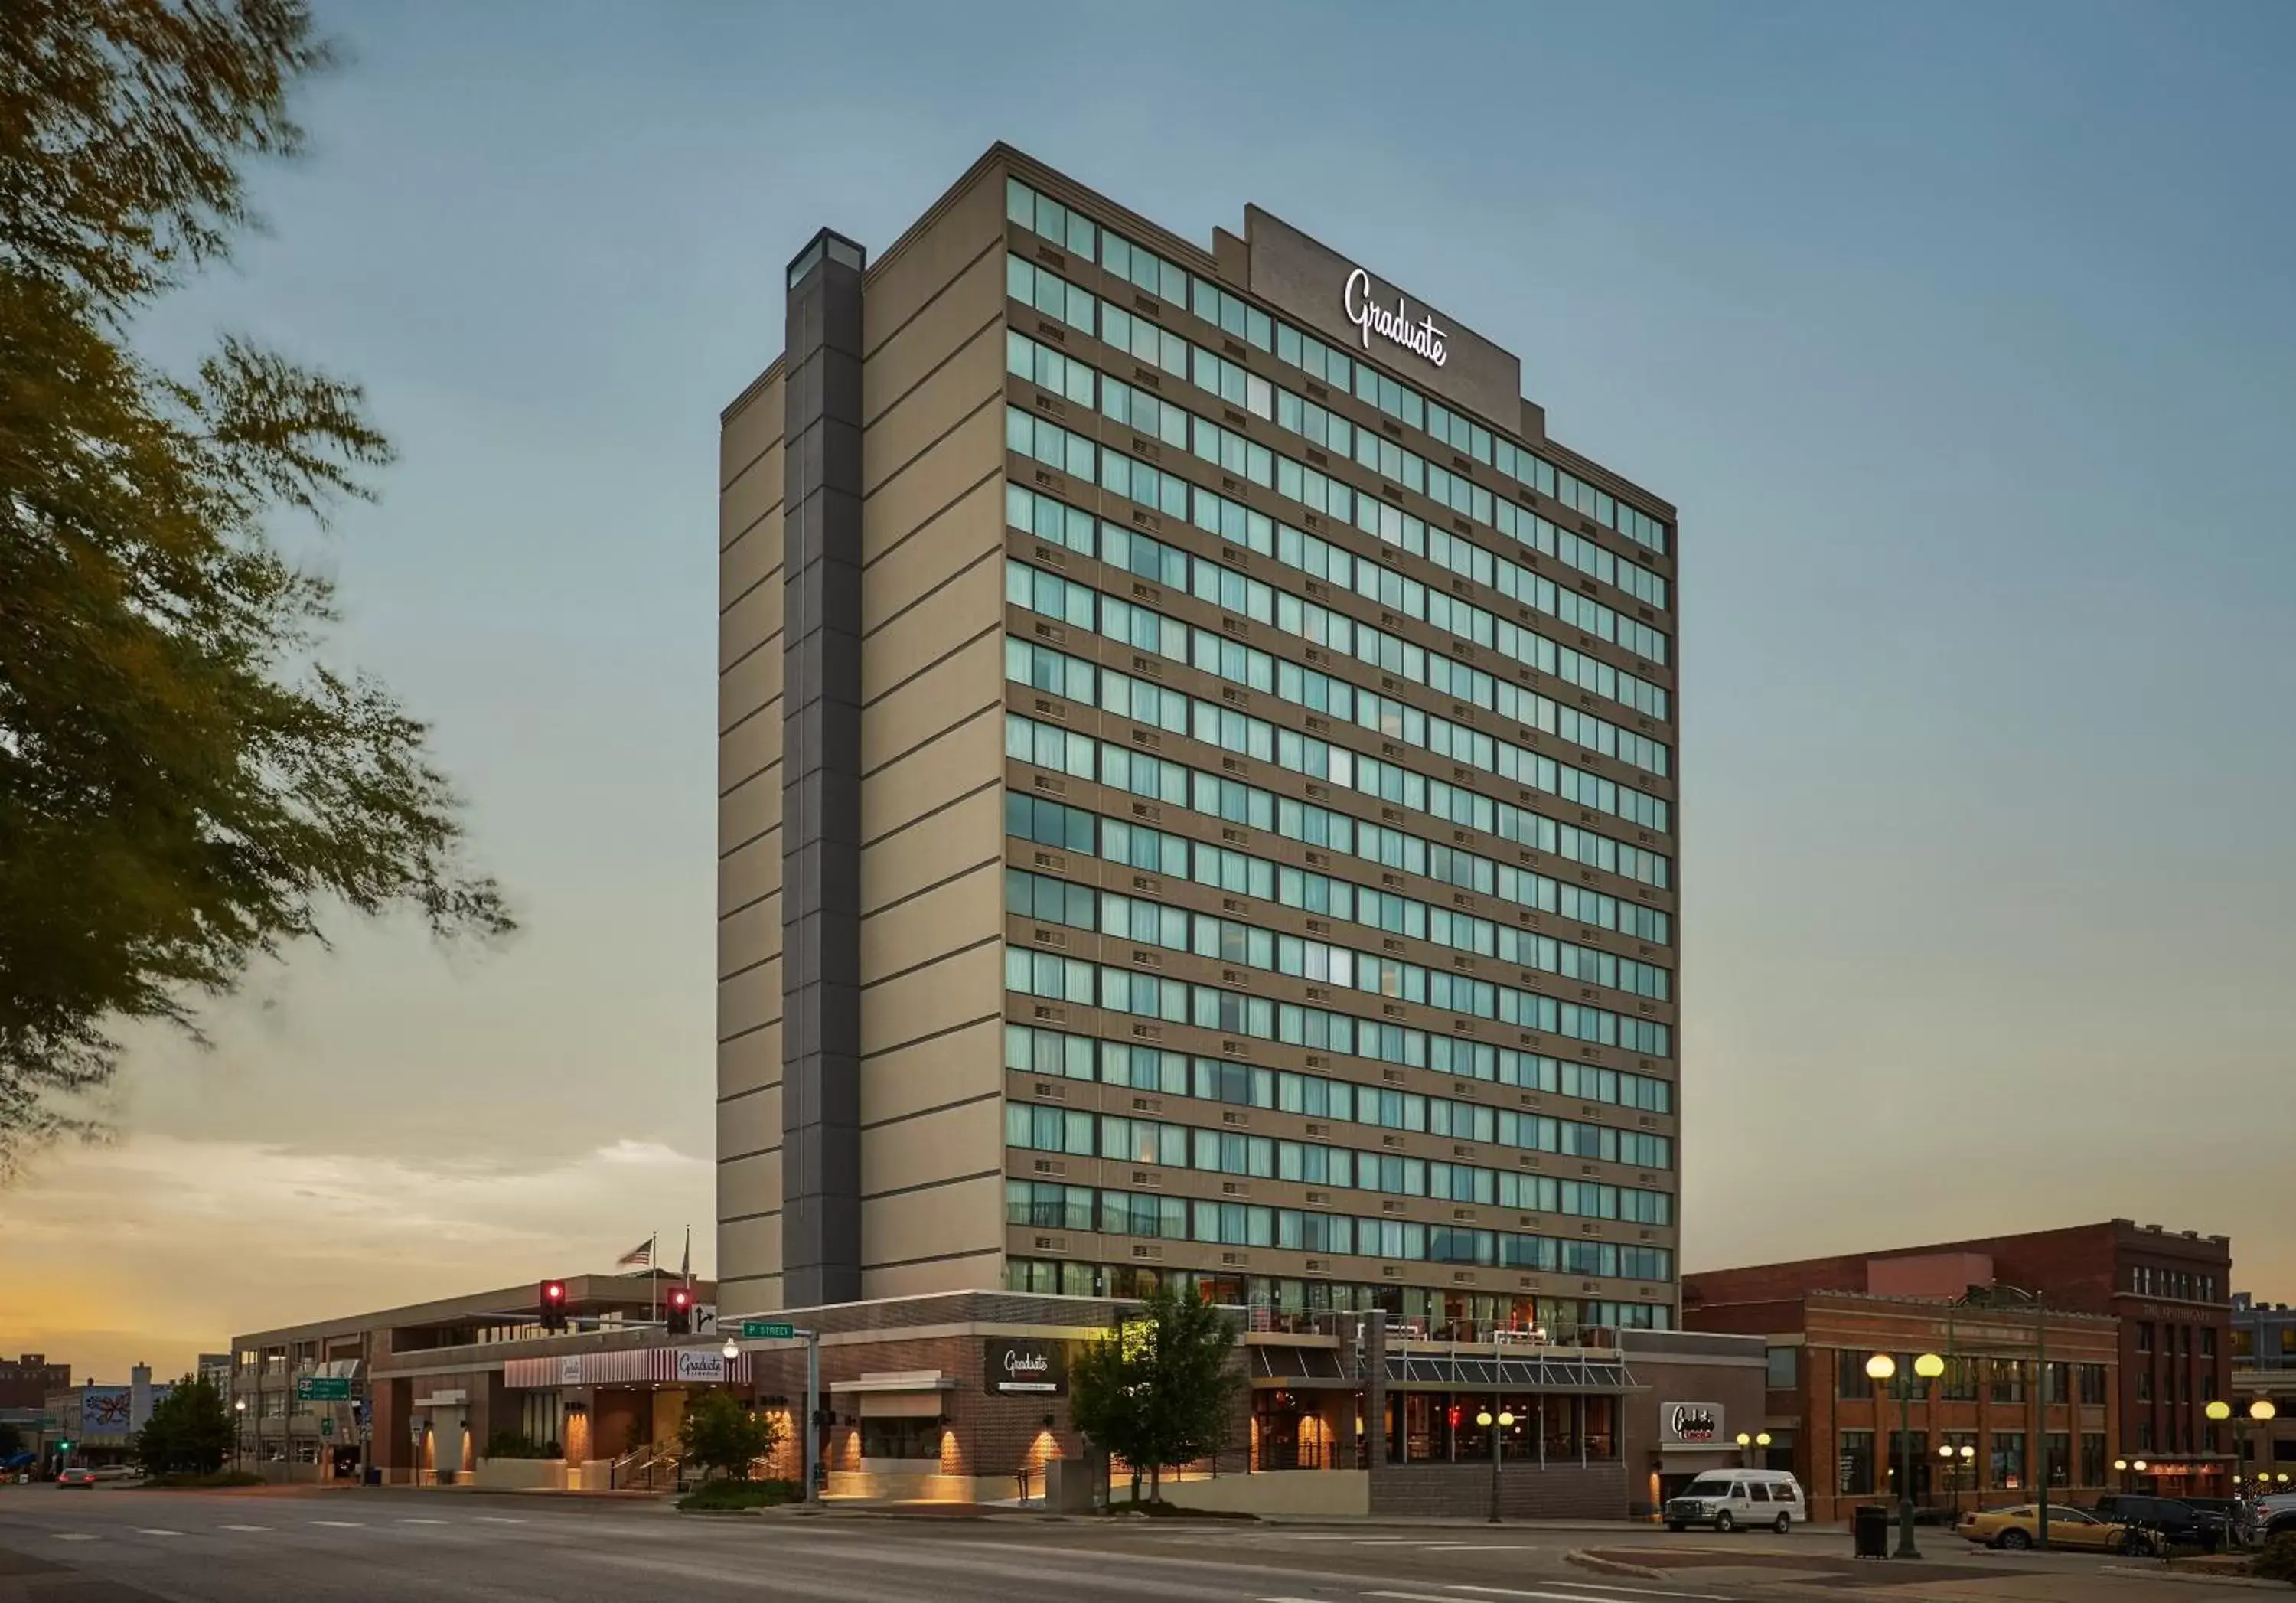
983,1337,1068,1396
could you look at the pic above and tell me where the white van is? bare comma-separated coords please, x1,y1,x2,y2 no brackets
1664,1468,1807,1533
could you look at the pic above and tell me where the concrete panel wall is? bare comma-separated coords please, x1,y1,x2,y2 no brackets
719,370,789,1304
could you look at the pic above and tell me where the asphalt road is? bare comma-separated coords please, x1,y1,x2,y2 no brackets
0,1487,2198,1603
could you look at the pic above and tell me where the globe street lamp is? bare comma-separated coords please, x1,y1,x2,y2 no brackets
2115,1455,2129,1490
233,1398,246,1475
1939,1441,1975,1519
1869,1351,1945,1559
1734,1429,1772,1469
1476,1409,1516,1524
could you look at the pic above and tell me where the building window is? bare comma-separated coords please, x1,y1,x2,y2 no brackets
2081,1433,2108,1487
1989,1431,2027,1490
2043,1363,2069,1404
1837,1352,1873,1401
859,1418,944,1462
1766,1347,1797,1389
2046,1432,2071,1487
1942,1355,1981,1402
1990,1360,2026,1403
2078,1363,2108,1405
2136,1366,2153,1403
1838,1430,1874,1495
2200,1327,2216,1359
2136,1323,2154,1353
2138,1421,2154,1453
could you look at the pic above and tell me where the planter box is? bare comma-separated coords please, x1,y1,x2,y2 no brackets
475,1458,564,1492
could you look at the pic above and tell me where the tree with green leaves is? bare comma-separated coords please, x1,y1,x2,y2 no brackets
0,0,512,1176
677,1389,779,1484
134,1373,232,1476
1068,1279,1241,1503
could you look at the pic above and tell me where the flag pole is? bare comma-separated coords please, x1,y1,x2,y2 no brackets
649,1232,659,1327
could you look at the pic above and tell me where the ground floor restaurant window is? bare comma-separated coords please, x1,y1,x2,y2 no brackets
858,1418,943,1462
1388,1392,1618,1463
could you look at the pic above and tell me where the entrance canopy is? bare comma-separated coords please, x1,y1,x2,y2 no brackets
1385,1350,1635,1392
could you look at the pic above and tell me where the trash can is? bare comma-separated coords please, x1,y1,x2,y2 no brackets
1853,1503,1891,1559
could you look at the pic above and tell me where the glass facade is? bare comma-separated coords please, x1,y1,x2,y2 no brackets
999,176,1677,1333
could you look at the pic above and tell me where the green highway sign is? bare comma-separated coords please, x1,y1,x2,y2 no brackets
319,1419,334,1438
296,1376,352,1402
740,1321,794,1340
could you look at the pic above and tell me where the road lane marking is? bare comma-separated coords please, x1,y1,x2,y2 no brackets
397,1517,452,1524
472,1515,525,1524
1452,1585,1730,1601
133,1528,184,1536
1352,1538,1422,1544
219,1524,269,1532
1417,1544,1522,1551
52,1533,99,1542
308,1520,365,1527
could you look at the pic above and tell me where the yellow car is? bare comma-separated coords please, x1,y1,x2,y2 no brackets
1955,1503,2128,1552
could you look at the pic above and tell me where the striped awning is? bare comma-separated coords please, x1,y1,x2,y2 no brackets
503,1347,753,1389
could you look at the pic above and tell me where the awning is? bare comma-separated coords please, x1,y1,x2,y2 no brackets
1384,1352,1635,1392
827,1370,955,1396
1250,1346,1352,1386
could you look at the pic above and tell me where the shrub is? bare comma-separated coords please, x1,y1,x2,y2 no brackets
2253,1532,2296,1585
676,1477,801,1513
482,1431,552,1460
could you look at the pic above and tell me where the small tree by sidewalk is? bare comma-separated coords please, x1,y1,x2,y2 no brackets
135,1375,231,1477
1070,1280,1240,1503
677,1391,780,1484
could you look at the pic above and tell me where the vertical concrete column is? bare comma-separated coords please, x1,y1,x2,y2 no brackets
781,229,867,1309
1365,1314,1388,1469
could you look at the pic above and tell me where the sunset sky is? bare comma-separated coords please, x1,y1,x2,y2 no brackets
5,0,2291,1383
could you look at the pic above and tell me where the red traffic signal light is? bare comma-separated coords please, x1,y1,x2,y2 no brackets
666,1284,693,1334
539,1280,569,1332
668,1287,691,1309
543,1281,566,1304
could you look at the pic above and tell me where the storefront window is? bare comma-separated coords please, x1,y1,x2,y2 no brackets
1884,1432,1929,1500
2081,1433,2107,1487
1582,1396,1617,1461
1990,1431,2027,1490
1838,1430,1874,1495
2046,1432,2071,1487
1539,1394,1579,1461
859,1418,944,1462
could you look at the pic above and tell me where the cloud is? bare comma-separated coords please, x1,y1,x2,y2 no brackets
0,1134,713,1382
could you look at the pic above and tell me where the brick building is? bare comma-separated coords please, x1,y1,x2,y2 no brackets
0,1354,71,1412
1683,1288,2118,1524
1683,1219,2233,1496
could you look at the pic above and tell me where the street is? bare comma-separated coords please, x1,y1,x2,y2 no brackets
0,1487,2228,1603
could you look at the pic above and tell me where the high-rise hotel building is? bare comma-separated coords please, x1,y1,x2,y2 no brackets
717,145,1681,1337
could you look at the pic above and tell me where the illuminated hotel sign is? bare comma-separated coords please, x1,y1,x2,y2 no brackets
1344,267,1447,368
983,1337,1068,1396
1244,204,1523,426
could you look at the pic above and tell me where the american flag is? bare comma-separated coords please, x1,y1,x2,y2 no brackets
615,1237,654,1268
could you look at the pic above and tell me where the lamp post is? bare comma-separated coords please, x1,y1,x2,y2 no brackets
233,1399,246,1475
2213,1398,2276,1496
1939,1442,1974,1520
1869,1350,1945,1559
2115,1455,2128,1490
1476,1408,1515,1525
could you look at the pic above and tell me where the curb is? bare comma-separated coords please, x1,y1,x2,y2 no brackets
2099,1565,2280,1589
1567,1549,1665,1582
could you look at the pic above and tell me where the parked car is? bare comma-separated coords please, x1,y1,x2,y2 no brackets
2089,1493,2228,1552
2257,1492,2296,1541
2180,1497,2252,1546
55,1468,96,1488
1663,1468,1807,1533
1955,1503,2128,1552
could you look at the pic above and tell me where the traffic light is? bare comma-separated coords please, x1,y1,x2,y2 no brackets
539,1280,568,1332
665,1285,693,1335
